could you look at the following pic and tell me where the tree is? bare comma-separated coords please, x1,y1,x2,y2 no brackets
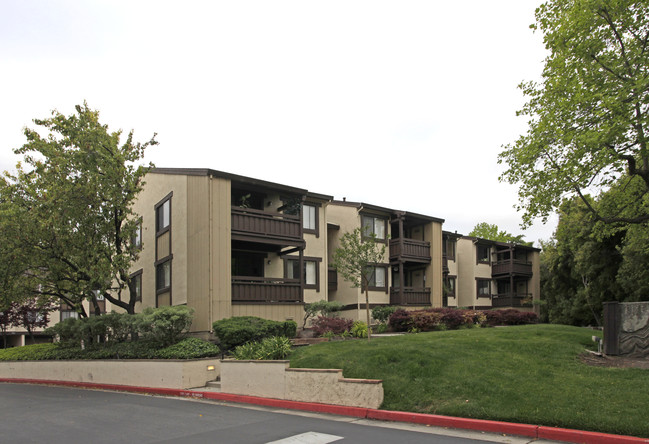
468,222,531,245
540,197,627,325
0,103,157,316
331,228,386,341
498,0,649,227
10,298,55,345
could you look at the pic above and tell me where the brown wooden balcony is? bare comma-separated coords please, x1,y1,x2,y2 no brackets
231,206,303,246
232,277,302,303
328,267,337,291
389,239,431,263
442,254,449,273
491,260,533,277
390,287,431,306
491,293,533,308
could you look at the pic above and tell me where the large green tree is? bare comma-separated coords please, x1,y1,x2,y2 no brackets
499,0,649,227
0,103,157,316
468,222,531,245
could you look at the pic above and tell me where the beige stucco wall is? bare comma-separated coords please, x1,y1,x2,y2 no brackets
326,204,390,315
0,358,220,389
220,360,383,409
426,221,443,308
129,172,190,310
456,238,476,308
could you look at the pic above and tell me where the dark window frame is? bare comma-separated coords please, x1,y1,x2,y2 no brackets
155,257,172,294
361,214,388,243
302,203,320,237
364,264,389,293
284,256,322,292
476,244,491,264
476,278,491,298
155,192,173,236
130,269,143,302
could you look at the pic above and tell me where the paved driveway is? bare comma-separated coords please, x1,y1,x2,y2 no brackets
0,383,552,444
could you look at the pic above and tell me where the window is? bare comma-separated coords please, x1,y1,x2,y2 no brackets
60,310,79,321
286,257,320,290
361,215,386,241
477,245,491,263
156,260,171,292
130,270,143,302
156,198,171,233
444,276,456,297
477,279,491,298
365,265,387,291
133,221,142,249
303,204,317,233
443,239,456,260
92,290,104,301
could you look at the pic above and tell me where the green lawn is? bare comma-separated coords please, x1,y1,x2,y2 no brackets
290,324,648,438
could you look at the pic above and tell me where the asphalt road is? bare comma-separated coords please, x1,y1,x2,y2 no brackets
0,383,553,444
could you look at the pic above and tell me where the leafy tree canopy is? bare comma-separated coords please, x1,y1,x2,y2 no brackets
0,103,157,315
468,222,531,245
499,0,649,227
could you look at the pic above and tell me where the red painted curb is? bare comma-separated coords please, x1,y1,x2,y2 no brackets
538,426,649,444
2,379,648,444
366,409,539,438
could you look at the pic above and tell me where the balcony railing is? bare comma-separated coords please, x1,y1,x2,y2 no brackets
390,287,431,306
232,277,302,303
328,267,337,291
491,260,533,277
491,293,533,308
231,206,302,245
389,238,431,263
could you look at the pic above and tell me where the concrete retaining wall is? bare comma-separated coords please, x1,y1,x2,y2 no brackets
604,301,649,357
219,360,383,409
0,358,220,389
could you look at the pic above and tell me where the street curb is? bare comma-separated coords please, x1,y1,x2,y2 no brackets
2,378,647,444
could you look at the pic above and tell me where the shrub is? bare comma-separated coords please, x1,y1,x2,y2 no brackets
312,316,353,337
232,336,292,360
351,320,368,338
411,310,443,331
212,316,297,351
484,309,538,326
138,306,195,347
372,305,399,324
154,337,221,359
303,300,343,328
388,309,412,332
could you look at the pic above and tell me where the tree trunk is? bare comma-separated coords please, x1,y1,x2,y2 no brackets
363,276,371,341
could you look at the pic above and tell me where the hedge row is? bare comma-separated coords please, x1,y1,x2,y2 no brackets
45,306,195,347
389,308,538,332
0,337,221,361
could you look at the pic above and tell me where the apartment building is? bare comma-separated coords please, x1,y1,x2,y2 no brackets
3,168,542,346
444,234,540,313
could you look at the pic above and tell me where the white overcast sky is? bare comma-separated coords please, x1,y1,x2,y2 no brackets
0,0,555,245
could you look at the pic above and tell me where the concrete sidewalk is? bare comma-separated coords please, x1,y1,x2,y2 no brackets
1,378,647,444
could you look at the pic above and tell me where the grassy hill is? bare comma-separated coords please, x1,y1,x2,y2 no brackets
290,324,648,438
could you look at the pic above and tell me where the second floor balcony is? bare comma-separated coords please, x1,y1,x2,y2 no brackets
231,277,302,303
492,260,533,277
231,206,303,247
389,238,431,263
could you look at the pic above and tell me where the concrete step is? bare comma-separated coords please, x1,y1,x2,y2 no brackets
206,380,221,389
291,337,329,346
